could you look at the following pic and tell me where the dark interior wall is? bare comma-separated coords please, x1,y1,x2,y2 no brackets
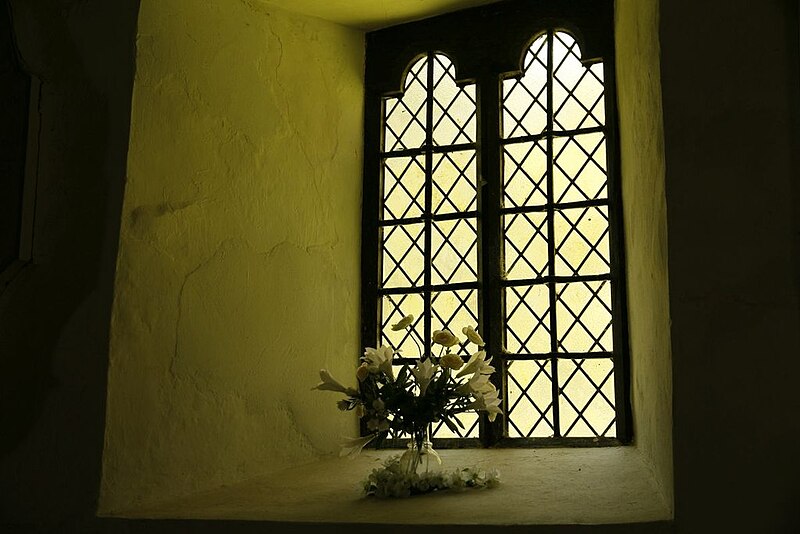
661,0,800,531
0,0,139,529
0,0,798,532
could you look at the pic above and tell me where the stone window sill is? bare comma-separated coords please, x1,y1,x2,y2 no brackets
110,447,672,526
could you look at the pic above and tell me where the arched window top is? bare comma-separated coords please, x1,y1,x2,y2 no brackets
504,29,606,138
384,52,476,152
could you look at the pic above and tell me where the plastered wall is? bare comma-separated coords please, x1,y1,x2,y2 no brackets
615,0,673,511
99,0,364,512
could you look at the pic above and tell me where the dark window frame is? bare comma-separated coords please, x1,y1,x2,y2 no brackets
361,0,631,448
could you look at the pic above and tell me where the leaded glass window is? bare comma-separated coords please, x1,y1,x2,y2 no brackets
363,0,630,447
380,53,481,440
501,31,617,439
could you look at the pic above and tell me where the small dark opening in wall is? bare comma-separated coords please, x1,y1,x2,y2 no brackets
0,2,33,275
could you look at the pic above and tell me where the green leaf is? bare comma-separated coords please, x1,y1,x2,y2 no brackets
443,417,459,433
396,365,409,384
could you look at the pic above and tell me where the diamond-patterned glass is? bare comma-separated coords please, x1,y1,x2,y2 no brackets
431,54,477,146
431,218,478,285
505,285,550,354
554,206,610,276
553,133,607,204
556,281,613,353
503,140,548,208
506,360,554,437
432,411,479,439
558,358,616,437
431,289,478,358
504,212,548,280
502,34,548,138
382,223,424,288
382,156,425,221
552,32,605,132
383,57,427,151
432,150,477,215
373,30,623,445
381,294,425,359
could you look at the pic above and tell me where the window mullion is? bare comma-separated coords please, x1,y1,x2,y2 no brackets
424,52,434,360
545,29,562,439
476,68,505,446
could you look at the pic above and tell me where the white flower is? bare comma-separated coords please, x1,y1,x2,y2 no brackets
412,358,438,395
461,325,485,347
363,346,395,380
470,388,502,422
391,314,414,331
458,372,495,396
456,350,495,378
432,329,461,347
440,353,464,370
340,434,377,458
312,369,358,396
356,362,369,382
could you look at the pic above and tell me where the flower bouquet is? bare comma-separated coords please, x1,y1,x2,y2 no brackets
313,315,501,497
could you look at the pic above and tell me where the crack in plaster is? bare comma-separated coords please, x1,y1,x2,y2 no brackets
169,241,231,383
263,14,327,206
276,399,320,456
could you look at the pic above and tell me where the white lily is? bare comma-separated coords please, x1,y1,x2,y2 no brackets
339,434,377,458
312,369,358,396
462,325,485,347
363,346,395,380
391,314,414,331
456,350,495,378
470,388,502,422
457,372,495,396
412,358,438,395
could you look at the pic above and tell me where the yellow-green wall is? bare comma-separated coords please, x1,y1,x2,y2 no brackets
615,0,673,512
99,0,364,512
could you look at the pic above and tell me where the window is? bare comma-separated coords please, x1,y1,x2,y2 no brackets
362,0,631,447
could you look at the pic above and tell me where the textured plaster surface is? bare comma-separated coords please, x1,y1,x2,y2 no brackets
614,0,673,513
111,448,670,525
99,0,364,513
257,0,503,30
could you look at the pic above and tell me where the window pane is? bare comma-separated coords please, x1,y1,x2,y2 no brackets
504,212,548,280
432,150,477,215
502,34,548,138
553,133,607,204
554,206,610,276
431,54,476,146
382,156,425,221
432,411,479,439
381,223,424,288
558,358,616,438
503,140,548,208
556,281,613,353
381,293,425,358
431,289,478,358
431,218,478,285
505,284,550,354
552,32,605,131
506,360,554,438
383,56,427,151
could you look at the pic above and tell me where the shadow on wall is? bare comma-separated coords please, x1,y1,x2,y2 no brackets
0,0,139,526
